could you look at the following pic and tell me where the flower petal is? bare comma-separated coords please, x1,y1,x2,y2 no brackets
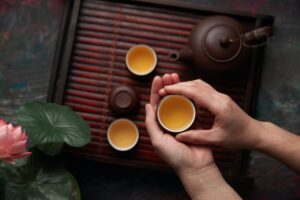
10,151,32,159
0,126,8,148
7,124,14,132
11,126,22,142
20,132,27,140
5,140,26,154
0,119,6,126
0,149,10,159
2,125,14,147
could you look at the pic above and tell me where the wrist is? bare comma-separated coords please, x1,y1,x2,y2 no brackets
176,163,224,199
242,118,270,150
252,121,272,151
176,164,242,200
254,121,295,152
177,163,220,182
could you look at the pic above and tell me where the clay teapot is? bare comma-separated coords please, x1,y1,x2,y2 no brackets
169,15,273,72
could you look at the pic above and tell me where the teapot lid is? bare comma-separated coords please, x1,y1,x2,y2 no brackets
202,25,242,63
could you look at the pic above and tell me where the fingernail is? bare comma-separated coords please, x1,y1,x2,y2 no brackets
159,89,165,96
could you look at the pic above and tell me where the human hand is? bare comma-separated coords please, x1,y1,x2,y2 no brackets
145,74,215,176
159,79,261,150
145,74,242,200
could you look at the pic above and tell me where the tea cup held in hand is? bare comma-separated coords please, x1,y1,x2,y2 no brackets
157,95,196,133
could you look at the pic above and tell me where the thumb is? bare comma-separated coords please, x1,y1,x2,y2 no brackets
175,129,219,145
145,104,164,143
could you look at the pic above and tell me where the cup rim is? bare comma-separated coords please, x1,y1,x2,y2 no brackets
157,95,196,133
126,44,157,76
107,118,139,151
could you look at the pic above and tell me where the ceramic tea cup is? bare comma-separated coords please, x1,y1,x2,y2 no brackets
157,95,196,133
107,118,139,151
126,44,157,76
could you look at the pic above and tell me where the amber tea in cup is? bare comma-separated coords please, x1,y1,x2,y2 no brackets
107,119,139,151
157,95,196,133
126,44,157,76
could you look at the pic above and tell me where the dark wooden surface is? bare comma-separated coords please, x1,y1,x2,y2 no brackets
0,0,299,199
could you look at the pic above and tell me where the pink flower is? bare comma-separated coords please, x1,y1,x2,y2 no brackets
0,119,31,162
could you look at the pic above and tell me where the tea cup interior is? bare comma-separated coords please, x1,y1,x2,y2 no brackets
126,44,157,76
107,119,139,151
157,95,196,133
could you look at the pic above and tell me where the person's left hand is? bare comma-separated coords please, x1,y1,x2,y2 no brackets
145,73,215,175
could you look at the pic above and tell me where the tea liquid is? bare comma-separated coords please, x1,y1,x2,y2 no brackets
108,120,137,148
127,46,155,74
159,96,194,131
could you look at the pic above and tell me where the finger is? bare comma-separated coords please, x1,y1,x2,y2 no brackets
145,104,164,143
160,83,220,114
181,79,215,92
162,74,173,86
150,76,163,108
171,73,180,84
159,73,180,96
159,87,167,96
159,74,173,96
175,129,219,145
158,81,185,96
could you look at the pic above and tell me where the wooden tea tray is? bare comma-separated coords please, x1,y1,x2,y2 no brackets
48,0,274,176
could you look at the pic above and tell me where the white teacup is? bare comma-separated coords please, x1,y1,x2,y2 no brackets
157,95,196,133
126,44,157,76
107,119,139,151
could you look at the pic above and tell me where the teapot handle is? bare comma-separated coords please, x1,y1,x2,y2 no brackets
243,26,273,45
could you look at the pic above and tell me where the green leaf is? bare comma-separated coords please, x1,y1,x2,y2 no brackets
17,102,91,155
0,150,80,200
37,143,64,156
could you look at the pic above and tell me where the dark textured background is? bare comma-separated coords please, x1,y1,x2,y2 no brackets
0,0,299,199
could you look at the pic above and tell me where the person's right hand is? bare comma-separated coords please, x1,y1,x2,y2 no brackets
159,79,263,150
146,75,237,200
